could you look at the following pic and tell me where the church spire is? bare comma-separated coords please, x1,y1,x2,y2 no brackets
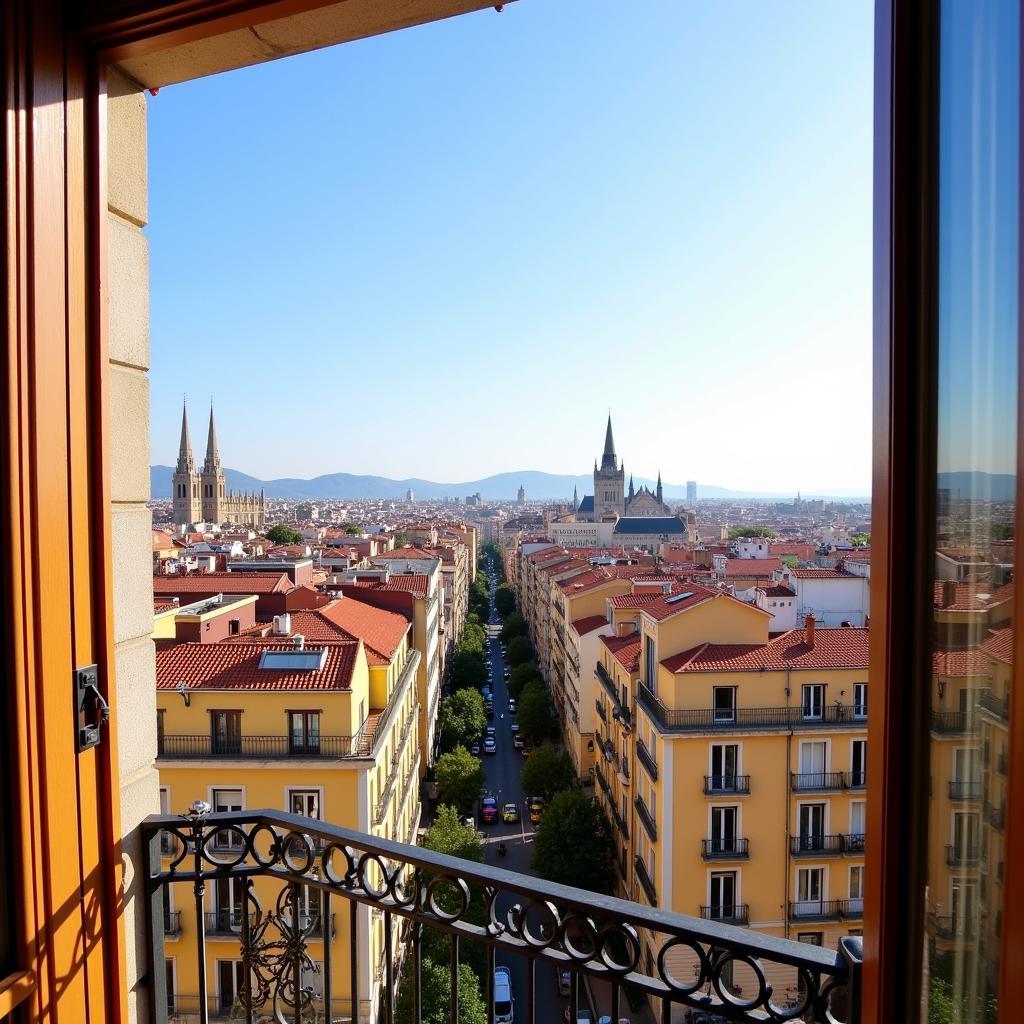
176,399,195,473
600,413,617,471
573,484,579,512
656,470,663,505
203,403,221,474
628,473,635,503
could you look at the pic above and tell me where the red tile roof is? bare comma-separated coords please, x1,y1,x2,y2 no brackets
349,575,429,598
983,627,1014,664
758,585,797,597
723,558,784,577
790,567,859,579
662,627,869,673
933,581,1014,612
570,615,609,637
287,600,410,665
932,648,993,678
154,599,179,614
156,640,359,691
153,572,292,595
600,633,641,673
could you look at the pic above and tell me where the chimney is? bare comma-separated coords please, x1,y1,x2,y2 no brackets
804,613,816,648
293,634,305,651
942,580,957,609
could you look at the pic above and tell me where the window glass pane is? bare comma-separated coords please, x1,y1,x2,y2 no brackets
931,2,1019,1019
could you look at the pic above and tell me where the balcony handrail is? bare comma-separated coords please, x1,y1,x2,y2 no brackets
634,796,657,842
790,834,845,856
636,738,659,781
144,808,858,1024
595,662,631,724
636,683,864,732
701,837,750,859
700,904,749,926
633,854,658,907
791,771,846,791
977,689,1009,721
947,780,983,801
703,774,751,795
158,734,357,759
930,709,970,734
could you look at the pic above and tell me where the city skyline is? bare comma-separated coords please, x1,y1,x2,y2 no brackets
148,1,873,491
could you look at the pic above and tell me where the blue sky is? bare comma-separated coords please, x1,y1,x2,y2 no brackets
148,1,873,492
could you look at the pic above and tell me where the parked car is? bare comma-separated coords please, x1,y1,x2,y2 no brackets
486,726,496,738
494,967,514,1024
503,668,511,679
528,797,544,825
480,797,499,824
520,743,532,758
484,704,494,719
508,698,517,713
502,802,520,823
513,735,524,750
484,737,497,754
470,742,481,755
510,721,520,733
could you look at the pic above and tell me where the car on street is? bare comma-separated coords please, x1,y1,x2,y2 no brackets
520,743,532,758
502,802,519,823
470,742,481,755
480,797,498,824
508,698,517,713
509,721,519,733
482,686,492,700
486,726,496,738
494,967,514,1024
484,704,494,719
503,668,511,679
484,737,497,754
513,735,524,750
528,797,544,825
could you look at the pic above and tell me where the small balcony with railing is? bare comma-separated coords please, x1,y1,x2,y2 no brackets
790,834,844,857
634,796,657,842
636,738,658,780
789,899,842,922
596,661,632,727
701,837,750,861
704,774,750,796
144,808,861,1024
791,771,846,793
930,709,971,735
977,688,1010,722
984,800,1006,830
945,843,981,868
948,779,983,802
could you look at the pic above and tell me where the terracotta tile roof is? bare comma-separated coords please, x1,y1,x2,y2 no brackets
570,615,609,637
350,575,429,598
600,633,642,673
723,558,784,577
156,640,359,691
933,581,1014,611
287,600,409,665
154,600,179,614
790,567,859,579
982,627,1014,664
932,648,993,678
758,585,797,597
153,572,292,595
662,627,869,673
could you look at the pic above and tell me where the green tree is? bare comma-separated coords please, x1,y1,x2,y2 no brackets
531,790,617,894
494,583,515,617
439,689,488,752
850,532,871,546
508,661,542,700
396,960,486,1024
728,526,775,539
421,804,483,862
990,523,1013,541
517,680,555,744
265,523,302,545
345,524,364,535
434,746,486,811
391,530,408,548
505,635,534,667
500,612,527,643
520,745,576,802
448,647,486,692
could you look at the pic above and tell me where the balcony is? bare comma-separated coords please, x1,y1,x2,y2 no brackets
634,796,658,842
948,780,982,802
790,834,844,857
164,910,181,937
945,844,981,867
596,662,632,727
143,809,860,1023
636,683,864,733
844,834,866,855
791,771,846,792
846,770,867,790
789,899,842,922
838,899,864,920
633,855,658,906
704,774,750,796
977,689,1009,722
595,698,607,723
701,838,750,861
158,734,356,759
636,738,659,781
985,801,1006,830
997,750,1008,775
930,710,970,734
700,904,749,926
930,914,976,941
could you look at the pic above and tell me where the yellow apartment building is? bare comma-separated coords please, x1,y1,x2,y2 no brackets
155,601,421,1022
590,581,868,1006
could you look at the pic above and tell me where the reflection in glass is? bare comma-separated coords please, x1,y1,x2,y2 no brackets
930,2,1018,1021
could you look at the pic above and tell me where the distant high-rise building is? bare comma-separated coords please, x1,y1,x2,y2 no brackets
172,401,265,527
686,480,697,502
517,485,526,505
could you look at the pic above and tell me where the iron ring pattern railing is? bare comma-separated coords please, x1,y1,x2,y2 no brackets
144,808,860,1024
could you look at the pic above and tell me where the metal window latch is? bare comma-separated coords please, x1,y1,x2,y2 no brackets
75,664,110,752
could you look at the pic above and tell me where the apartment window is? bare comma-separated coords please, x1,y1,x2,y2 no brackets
165,960,176,1017
709,871,737,917
157,709,165,752
799,740,827,786
710,807,738,854
952,747,976,783
853,682,867,718
850,739,867,787
850,865,864,901
644,636,656,691
850,801,866,846
228,618,241,636
950,878,978,936
802,683,825,720
217,960,246,1014
797,932,823,946
713,686,737,723
210,710,242,755
289,711,321,755
288,789,320,819
952,811,979,860
798,803,825,851
796,868,824,912
212,788,244,850
213,876,244,932
710,743,739,788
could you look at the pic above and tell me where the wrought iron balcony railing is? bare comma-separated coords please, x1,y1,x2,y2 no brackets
789,899,842,922
945,844,981,867
700,904,749,926
977,689,1009,721
791,834,844,857
634,796,657,842
846,770,867,790
636,683,865,732
791,771,846,792
595,698,607,723
164,910,181,937
633,854,658,907
930,709,970,734
985,800,1006,830
595,662,632,726
838,899,864,920
704,774,751,795
158,734,357,759
636,738,658,780
930,914,977,941
701,838,750,860
948,780,983,802
144,808,861,1024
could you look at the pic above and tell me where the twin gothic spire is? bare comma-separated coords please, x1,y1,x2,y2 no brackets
177,399,221,477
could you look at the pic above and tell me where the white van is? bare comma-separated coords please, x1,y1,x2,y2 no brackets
493,966,514,1023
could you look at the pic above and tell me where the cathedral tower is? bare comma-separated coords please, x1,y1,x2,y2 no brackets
200,404,225,524
172,400,202,526
593,413,625,522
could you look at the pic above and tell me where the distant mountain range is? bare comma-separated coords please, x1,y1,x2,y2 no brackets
937,471,1016,502
150,466,873,502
